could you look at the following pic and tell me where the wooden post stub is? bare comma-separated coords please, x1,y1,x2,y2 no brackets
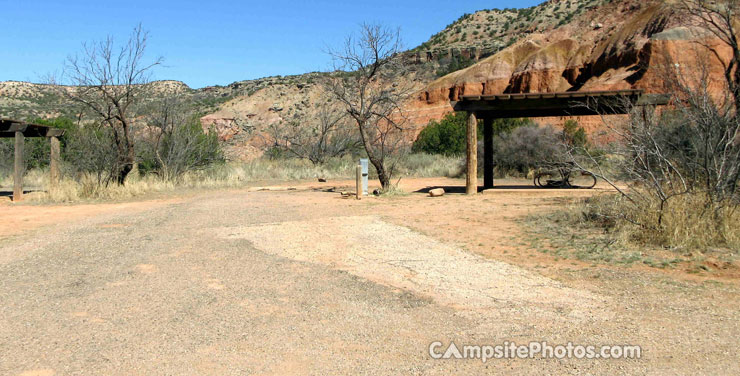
50,136,61,189
356,165,362,200
13,130,24,202
466,112,478,195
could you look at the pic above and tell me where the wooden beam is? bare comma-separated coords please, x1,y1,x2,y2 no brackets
451,91,669,117
636,94,671,106
13,131,24,202
0,122,28,134
50,136,61,189
483,117,494,189
46,129,65,138
466,112,478,195
0,120,65,138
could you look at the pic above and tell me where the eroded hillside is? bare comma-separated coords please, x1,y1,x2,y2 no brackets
1,0,735,160
412,0,735,133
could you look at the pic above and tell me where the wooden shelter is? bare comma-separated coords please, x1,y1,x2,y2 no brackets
451,89,670,194
1,118,65,201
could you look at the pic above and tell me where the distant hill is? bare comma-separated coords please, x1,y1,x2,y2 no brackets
415,0,607,52
1,0,734,160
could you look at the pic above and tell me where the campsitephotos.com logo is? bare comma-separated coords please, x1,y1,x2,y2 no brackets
429,341,642,362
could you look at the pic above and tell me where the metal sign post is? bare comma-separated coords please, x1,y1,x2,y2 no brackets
359,159,369,196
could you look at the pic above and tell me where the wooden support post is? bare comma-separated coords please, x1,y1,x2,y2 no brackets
483,117,494,189
50,136,61,189
466,112,478,195
356,165,362,200
13,131,24,202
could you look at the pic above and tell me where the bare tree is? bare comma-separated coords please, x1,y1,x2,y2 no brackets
679,0,739,110
57,24,162,184
267,105,360,164
324,23,416,190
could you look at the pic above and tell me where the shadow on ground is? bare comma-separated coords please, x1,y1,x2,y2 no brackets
0,189,39,198
414,184,563,194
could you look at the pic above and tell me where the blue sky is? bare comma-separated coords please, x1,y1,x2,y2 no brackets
0,0,542,88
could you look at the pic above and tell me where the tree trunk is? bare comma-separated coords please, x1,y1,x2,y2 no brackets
365,154,390,190
115,120,137,185
733,56,740,112
356,120,392,190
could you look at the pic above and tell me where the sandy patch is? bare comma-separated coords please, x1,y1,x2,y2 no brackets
135,264,158,274
17,370,55,376
0,198,181,240
219,216,604,315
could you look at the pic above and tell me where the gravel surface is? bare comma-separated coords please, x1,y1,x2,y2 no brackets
1,186,738,375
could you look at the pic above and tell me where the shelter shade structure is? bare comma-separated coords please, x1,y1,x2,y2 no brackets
451,90,670,195
1,119,66,202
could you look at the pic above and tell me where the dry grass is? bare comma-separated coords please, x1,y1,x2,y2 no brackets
0,153,463,203
584,192,740,252
525,192,740,270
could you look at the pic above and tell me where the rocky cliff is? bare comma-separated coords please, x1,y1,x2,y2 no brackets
412,0,734,133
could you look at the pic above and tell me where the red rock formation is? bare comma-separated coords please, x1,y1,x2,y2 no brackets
411,0,735,135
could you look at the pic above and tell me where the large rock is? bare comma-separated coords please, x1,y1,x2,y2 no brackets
429,188,445,197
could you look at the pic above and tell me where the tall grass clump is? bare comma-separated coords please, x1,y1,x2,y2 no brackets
575,192,740,252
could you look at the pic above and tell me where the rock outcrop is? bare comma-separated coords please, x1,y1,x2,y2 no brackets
412,0,734,134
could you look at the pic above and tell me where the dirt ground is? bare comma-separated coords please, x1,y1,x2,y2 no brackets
1,178,738,375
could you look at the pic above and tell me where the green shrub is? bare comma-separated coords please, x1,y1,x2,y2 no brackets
412,112,469,156
436,55,476,77
562,119,588,148
414,114,535,157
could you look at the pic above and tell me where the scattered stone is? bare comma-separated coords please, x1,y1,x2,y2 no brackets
248,186,298,192
429,188,445,197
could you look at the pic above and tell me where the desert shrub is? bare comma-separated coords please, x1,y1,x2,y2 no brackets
153,120,223,181
563,66,740,253
0,140,13,178
488,124,564,176
63,125,120,185
590,192,740,251
436,55,476,77
562,119,587,148
221,153,462,184
138,96,224,181
569,102,740,250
